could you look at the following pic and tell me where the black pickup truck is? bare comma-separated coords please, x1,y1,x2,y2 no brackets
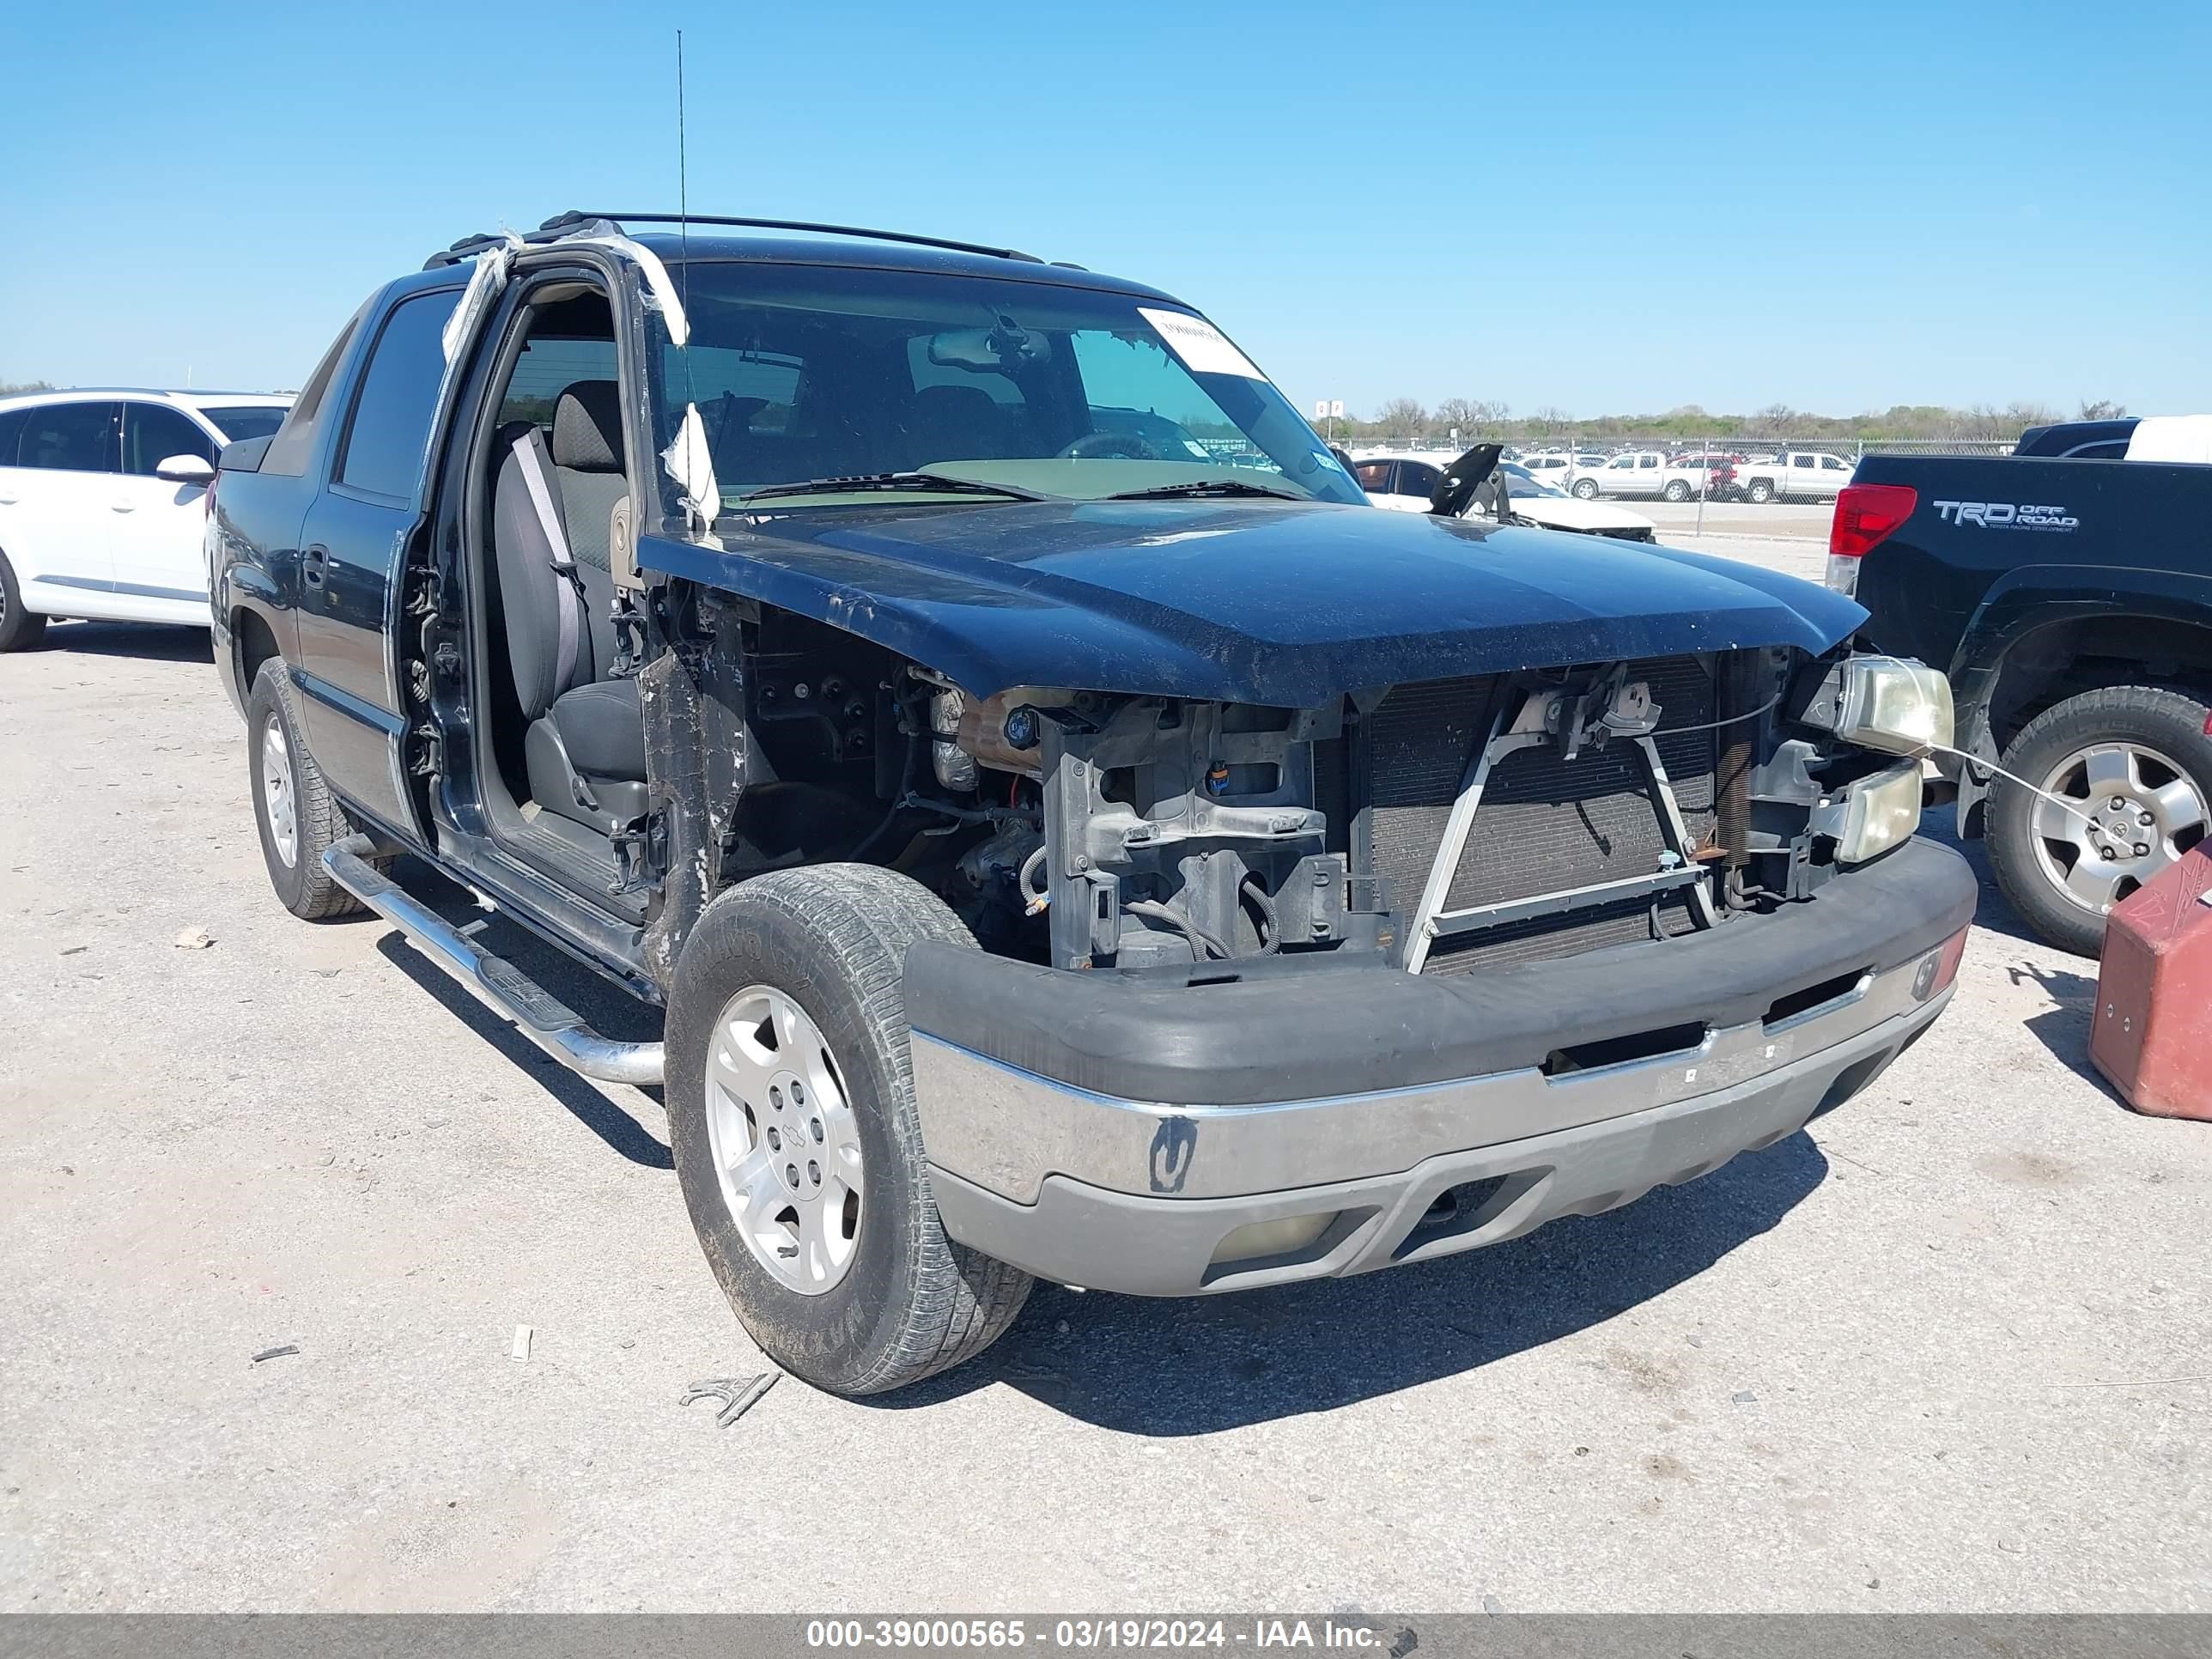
210,211,1974,1395
1834,420,2210,954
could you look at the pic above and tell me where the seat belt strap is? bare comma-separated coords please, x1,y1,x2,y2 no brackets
514,429,585,692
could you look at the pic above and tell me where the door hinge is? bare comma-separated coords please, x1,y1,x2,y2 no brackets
609,811,667,896
406,723,442,779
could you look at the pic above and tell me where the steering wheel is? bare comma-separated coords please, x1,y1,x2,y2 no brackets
1058,429,1161,460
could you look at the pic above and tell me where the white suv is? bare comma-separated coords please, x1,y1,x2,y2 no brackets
0,388,292,650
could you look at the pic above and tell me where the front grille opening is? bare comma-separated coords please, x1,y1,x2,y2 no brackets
1421,891,1694,975
1764,968,1870,1029
1541,1021,1708,1079
1364,658,1723,976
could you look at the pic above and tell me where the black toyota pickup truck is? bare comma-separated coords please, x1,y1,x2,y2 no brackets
1832,419,2211,954
210,211,1974,1395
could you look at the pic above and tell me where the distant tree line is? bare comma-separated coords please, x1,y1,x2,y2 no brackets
1316,397,2131,448
0,380,55,397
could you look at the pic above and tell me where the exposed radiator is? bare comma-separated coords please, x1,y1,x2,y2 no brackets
1362,657,1723,975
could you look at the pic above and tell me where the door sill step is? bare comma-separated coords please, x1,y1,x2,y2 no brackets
324,835,664,1086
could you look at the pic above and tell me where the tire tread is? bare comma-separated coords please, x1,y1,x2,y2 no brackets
249,662,364,921
672,865,1031,1394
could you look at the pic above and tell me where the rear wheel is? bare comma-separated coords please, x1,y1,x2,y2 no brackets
0,550,47,652
665,865,1032,1395
1746,478,1775,504
1986,685,2212,956
246,662,364,920
1662,479,1692,502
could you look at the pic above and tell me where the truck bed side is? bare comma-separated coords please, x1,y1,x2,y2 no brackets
1849,452,2212,754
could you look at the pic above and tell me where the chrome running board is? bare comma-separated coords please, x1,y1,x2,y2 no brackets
324,834,664,1085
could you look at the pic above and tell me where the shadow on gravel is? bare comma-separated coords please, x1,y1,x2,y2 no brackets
2009,961,2126,1104
889,1130,1828,1434
1917,807,2097,958
377,933,672,1168
365,855,672,1169
33,620,214,661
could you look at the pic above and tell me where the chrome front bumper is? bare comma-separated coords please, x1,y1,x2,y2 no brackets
905,840,1976,1297
915,973,1949,1297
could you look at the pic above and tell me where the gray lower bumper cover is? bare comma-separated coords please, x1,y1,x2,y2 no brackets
925,993,1943,1296
906,839,1974,1296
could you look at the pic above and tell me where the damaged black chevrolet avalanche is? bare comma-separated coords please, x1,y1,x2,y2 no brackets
210,213,1976,1395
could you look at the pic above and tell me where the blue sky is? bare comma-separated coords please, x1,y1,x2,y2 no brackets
3,1,2206,419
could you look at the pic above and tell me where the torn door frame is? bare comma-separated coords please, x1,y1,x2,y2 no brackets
433,220,722,576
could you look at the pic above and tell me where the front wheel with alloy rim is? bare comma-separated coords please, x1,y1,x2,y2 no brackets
1571,477,1601,500
246,662,365,920
665,865,1032,1395
1986,684,2212,956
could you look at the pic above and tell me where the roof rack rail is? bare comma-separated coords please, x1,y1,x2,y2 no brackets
422,222,600,270
535,211,1045,264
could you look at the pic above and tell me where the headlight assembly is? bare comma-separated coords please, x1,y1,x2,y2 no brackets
1800,653,1954,757
1814,761,1924,865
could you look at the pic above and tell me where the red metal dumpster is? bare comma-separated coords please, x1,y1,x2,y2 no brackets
2091,843,2212,1121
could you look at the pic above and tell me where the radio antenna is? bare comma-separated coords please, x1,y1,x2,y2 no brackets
675,28,695,410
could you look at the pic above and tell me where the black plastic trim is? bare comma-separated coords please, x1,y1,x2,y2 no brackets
904,839,1976,1108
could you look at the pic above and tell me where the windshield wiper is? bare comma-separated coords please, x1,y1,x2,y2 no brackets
734,471,1059,505
1105,478,1304,502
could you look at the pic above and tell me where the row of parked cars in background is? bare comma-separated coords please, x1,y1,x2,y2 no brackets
1352,452,1662,540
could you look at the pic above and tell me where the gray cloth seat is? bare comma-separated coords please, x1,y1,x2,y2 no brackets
907,384,1006,465
490,380,647,836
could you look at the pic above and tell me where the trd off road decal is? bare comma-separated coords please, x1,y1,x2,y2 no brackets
1932,500,2079,531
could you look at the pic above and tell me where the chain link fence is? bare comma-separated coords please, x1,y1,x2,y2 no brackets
1328,431,2022,520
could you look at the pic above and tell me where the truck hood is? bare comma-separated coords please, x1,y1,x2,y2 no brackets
641,498,1863,703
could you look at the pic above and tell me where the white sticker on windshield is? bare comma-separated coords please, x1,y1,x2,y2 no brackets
1139,307,1267,380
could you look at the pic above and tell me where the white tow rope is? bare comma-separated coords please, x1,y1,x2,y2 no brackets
1927,741,2094,825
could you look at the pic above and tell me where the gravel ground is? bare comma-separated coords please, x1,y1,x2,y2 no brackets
2,574,2208,1613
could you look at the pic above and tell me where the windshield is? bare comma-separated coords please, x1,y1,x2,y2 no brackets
656,263,1364,514
197,404,290,441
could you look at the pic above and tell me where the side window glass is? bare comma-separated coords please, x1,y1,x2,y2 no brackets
1400,464,1440,496
0,407,28,467
1793,454,1814,469
335,289,465,501
1352,461,1391,491
16,402,118,472
261,306,367,477
1822,455,1846,470
1638,454,1658,469
498,334,620,432
124,404,217,475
